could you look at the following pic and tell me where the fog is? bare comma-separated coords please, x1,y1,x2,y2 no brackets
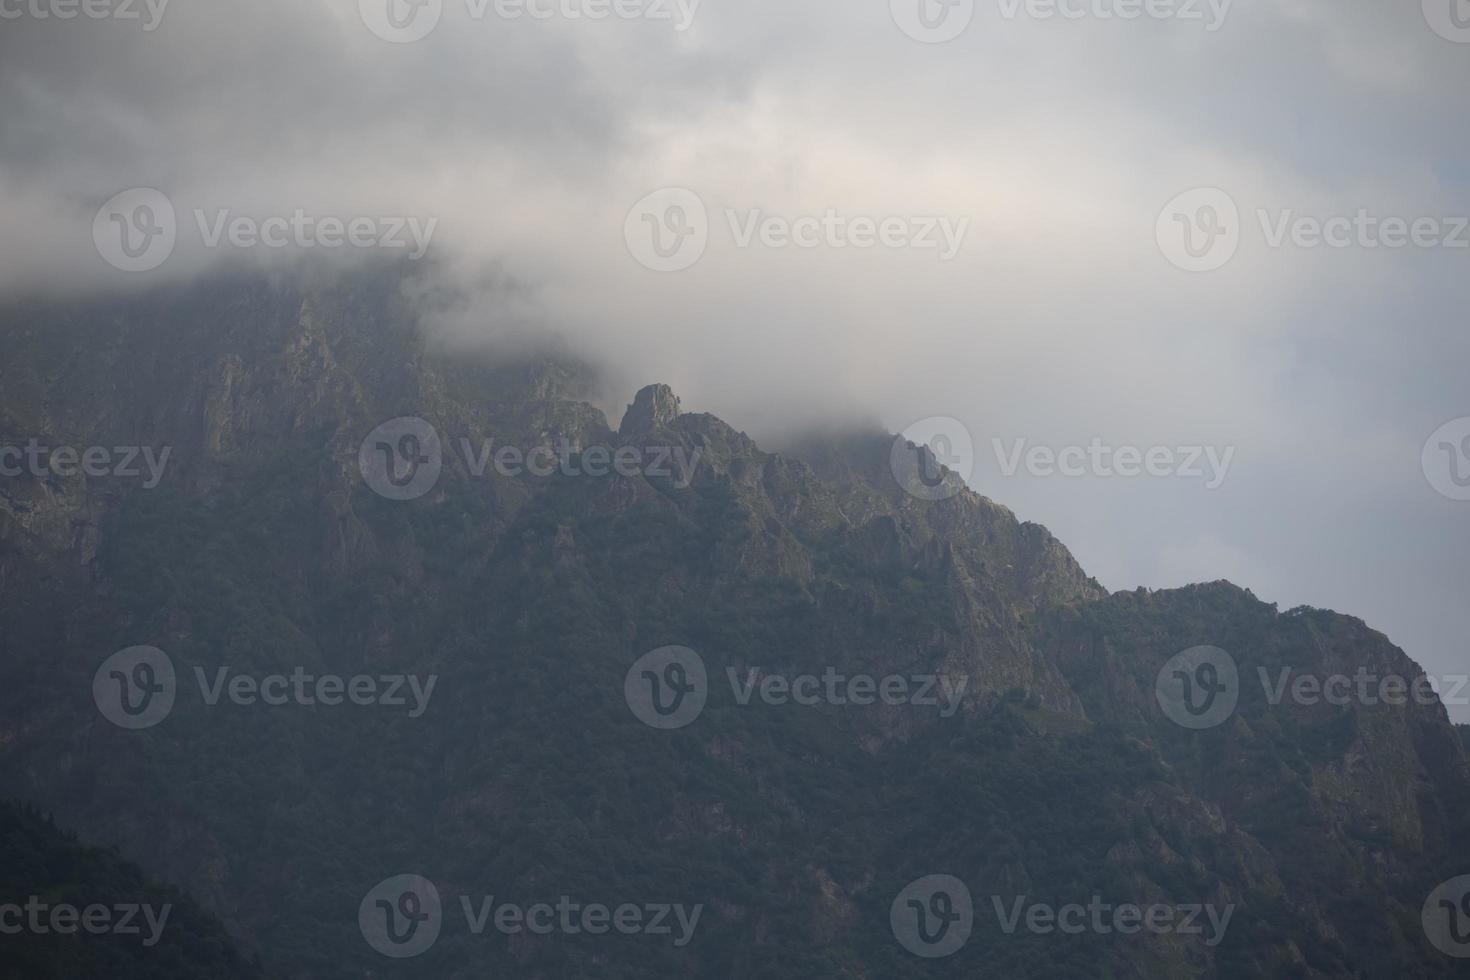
2,0,1466,718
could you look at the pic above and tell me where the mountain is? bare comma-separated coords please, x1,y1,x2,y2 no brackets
1,265,1467,977
0,799,261,979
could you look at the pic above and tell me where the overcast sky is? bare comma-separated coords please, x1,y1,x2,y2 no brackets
2,0,1467,719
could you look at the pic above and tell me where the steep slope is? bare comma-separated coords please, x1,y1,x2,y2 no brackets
0,800,261,979
0,268,1467,977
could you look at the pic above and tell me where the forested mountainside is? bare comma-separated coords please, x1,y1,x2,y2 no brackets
1,267,1467,977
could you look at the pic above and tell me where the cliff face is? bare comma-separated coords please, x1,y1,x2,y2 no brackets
0,268,1466,978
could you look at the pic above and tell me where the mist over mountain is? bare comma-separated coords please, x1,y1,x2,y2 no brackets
3,0,1470,717
1,267,1468,976
4,0,1470,975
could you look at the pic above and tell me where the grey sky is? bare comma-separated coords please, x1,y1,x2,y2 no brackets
1,0,1466,718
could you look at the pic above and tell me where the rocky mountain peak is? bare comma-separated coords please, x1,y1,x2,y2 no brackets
619,383,681,439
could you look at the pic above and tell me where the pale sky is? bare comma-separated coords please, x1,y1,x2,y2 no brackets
2,0,1467,719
